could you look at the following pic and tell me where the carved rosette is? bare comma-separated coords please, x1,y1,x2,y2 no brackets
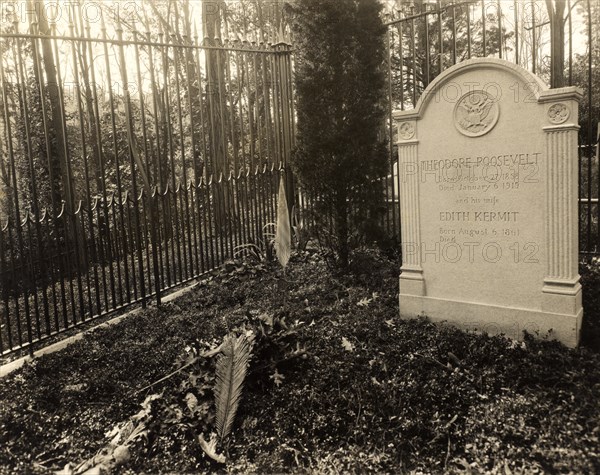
398,121,415,140
453,90,500,137
547,103,570,124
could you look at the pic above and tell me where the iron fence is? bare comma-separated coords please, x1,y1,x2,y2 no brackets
0,165,286,356
4,0,599,357
0,2,294,357
384,0,600,256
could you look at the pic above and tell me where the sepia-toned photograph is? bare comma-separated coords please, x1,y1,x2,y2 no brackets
0,0,598,473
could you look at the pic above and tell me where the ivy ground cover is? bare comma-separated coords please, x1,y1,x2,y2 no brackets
0,249,599,474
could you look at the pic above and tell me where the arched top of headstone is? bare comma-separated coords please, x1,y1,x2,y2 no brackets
394,58,581,121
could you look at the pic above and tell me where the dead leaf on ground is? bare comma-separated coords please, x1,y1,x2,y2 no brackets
341,337,354,352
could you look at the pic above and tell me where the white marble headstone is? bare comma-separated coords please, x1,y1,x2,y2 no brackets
394,58,583,347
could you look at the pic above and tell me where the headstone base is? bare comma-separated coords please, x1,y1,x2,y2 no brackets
399,286,582,348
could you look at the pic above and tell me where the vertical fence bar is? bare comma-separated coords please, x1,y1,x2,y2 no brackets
67,14,94,322
261,43,273,164
174,39,193,281
116,17,150,307
69,9,99,320
438,0,444,73
25,214,41,340
189,181,200,275
29,20,55,335
194,30,210,182
124,194,138,301
0,55,19,351
182,37,200,275
451,2,457,65
12,25,34,353
466,2,472,59
236,47,247,173
270,43,283,168
161,28,181,286
224,44,240,178
531,0,537,74
50,21,86,325
411,17,417,106
482,0,487,57
253,49,264,166
0,222,11,351
586,0,594,252
387,29,397,239
399,21,404,110
424,9,431,84
567,0,573,85
497,0,503,59
216,39,230,177
201,177,215,270
100,14,127,306
83,11,114,312
132,27,158,303
514,0,519,65
7,222,22,348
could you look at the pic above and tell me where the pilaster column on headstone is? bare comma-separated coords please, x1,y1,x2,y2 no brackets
539,88,584,316
393,116,425,296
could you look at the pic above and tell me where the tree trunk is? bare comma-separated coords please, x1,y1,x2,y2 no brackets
203,0,229,234
30,0,73,214
335,190,349,268
182,0,204,182
76,12,104,198
203,0,227,177
0,128,14,220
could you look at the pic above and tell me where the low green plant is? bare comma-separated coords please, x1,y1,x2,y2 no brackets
233,223,276,262
244,310,308,389
57,234,308,470
233,242,267,262
292,205,310,252
580,256,600,351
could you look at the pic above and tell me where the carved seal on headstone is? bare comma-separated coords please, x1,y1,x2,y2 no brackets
398,121,415,140
453,90,499,137
547,103,570,124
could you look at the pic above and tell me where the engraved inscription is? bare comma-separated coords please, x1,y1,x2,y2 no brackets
401,150,543,265
401,151,542,187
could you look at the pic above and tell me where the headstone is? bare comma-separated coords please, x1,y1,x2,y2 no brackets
394,58,583,347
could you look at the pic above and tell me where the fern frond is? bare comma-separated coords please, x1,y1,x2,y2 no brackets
275,179,291,268
214,333,254,442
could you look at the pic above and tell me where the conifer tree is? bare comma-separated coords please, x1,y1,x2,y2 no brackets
291,0,388,267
